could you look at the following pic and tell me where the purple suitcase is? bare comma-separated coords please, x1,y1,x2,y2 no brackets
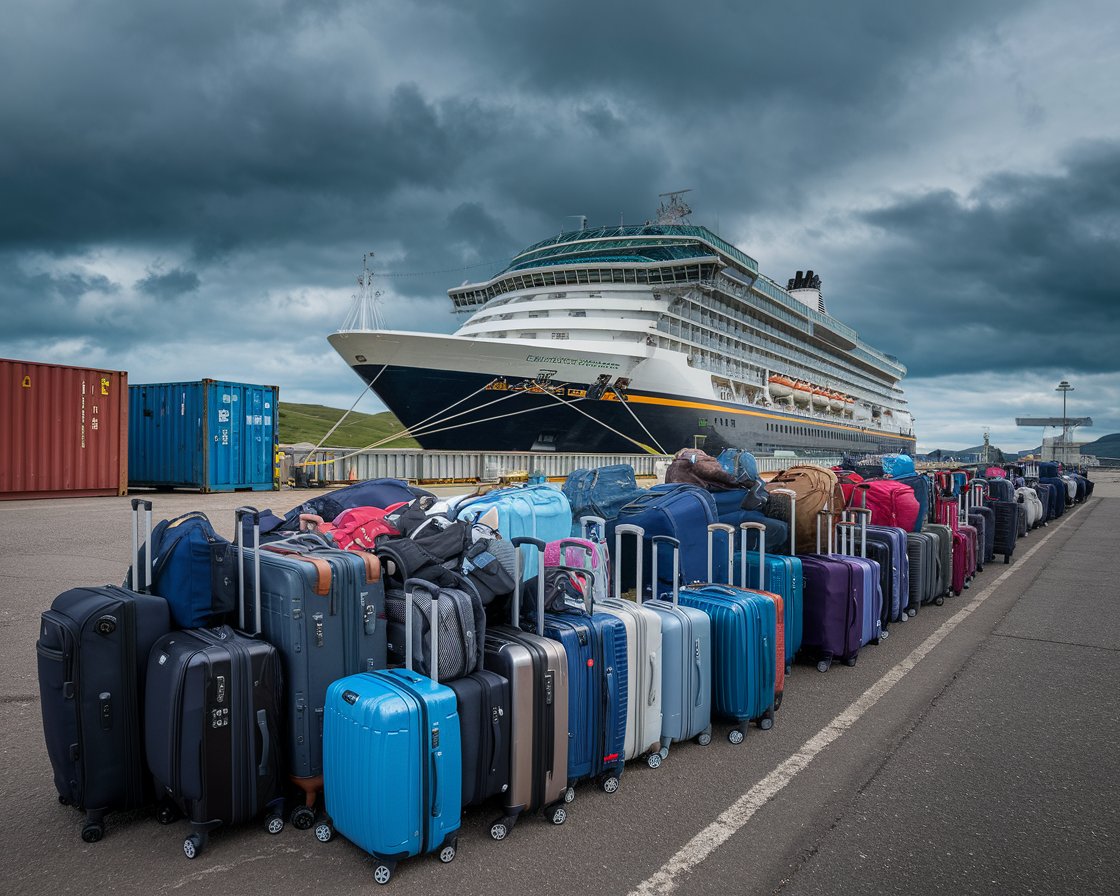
798,511,872,672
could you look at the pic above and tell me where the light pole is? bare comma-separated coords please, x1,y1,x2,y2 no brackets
1056,380,1073,465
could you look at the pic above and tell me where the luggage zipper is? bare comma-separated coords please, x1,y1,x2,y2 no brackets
44,610,82,801
448,591,474,677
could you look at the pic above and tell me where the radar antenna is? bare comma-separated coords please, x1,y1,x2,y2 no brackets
339,252,386,331
655,190,693,225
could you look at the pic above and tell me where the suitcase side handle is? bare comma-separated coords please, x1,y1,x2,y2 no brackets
650,535,679,605
769,488,797,555
256,709,271,778
738,522,767,590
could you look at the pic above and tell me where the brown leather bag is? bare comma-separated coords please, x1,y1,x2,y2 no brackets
767,464,845,554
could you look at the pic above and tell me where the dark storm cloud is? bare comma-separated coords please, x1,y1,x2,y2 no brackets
1,0,1115,447
136,267,200,300
830,140,1120,377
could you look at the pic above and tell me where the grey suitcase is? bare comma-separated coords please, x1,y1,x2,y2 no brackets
482,537,571,836
234,508,386,831
923,523,953,602
904,531,939,614
599,525,664,767
646,534,714,757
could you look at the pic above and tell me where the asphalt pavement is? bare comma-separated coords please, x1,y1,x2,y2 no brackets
1,474,1117,895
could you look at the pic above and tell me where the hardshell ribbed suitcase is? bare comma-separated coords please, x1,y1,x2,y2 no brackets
600,526,665,766
455,484,572,580
521,539,628,794
145,625,285,859
706,523,786,706
905,532,939,614
923,523,953,600
233,510,385,825
646,535,714,757
864,522,909,624
38,583,170,842
483,548,570,835
988,499,1020,563
322,582,462,884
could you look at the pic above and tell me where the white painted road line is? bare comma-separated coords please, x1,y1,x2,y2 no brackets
630,507,1082,896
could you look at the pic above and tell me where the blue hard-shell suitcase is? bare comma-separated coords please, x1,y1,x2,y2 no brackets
322,580,462,885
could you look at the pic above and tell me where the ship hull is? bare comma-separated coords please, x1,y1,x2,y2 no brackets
345,360,916,456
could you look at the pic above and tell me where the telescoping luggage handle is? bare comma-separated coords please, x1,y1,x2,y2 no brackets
649,535,680,604
403,578,442,683
769,487,797,556
738,522,768,591
234,507,264,637
835,509,868,558
510,536,550,633
613,523,645,602
706,523,736,586
815,509,836,556
130,498,153,592
580,515,607,543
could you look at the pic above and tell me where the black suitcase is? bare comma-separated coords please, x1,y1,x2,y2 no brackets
969,504,996,564
966,511,988,571
987,499,1019,563
145,547,286,859
447,668,512,812
37,583,170,842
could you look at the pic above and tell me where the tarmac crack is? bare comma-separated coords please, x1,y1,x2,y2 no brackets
1,694,40,704
989,632,1120,653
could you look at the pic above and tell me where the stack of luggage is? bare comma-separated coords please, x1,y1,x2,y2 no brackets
38,448,1083,880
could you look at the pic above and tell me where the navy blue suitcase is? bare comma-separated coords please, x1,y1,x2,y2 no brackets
863,518,909,624
322,580,462,885
608,484,717,591
519,539,628,795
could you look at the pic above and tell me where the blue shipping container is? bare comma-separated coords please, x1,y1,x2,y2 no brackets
128,379,278,492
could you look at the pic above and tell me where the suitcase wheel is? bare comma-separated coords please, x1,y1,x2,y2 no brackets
291,806,316,830
563,787,576,805
438,843,456,864
548,805,567,826
183,833,205,860
646,752,662,770
728,728,745,745
935,596,945,606
373,864,393,885
490,820,510,840
816,660,830,673
844,656,857,667
314,822,333,843
58,794,70,806
81,822,103,844
265,814,285,836
156,802,179,825
599,775,620,794
907,608,917,618
696,730,712,747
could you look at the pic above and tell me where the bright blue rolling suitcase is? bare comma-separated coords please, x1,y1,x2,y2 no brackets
455,485,572,580
519,539,628,795
734,523,803,667
323,579,462,886
677,524,777,743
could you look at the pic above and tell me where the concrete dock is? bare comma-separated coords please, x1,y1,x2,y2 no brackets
2,475,1117,895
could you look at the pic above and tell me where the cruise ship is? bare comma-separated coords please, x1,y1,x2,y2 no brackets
329,194,916,456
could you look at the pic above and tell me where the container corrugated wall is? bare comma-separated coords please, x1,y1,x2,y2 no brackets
129,380,278,492
0,358,128,500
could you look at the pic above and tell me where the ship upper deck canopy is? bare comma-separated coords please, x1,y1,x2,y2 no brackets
504,224,759,275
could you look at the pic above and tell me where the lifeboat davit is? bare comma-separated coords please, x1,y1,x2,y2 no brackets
792,381,812,406
768,375,794,399
810,388,829,410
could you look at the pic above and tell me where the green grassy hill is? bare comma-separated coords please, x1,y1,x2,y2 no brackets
278,403,420,449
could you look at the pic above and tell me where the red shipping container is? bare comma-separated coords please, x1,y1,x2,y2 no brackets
0,358,128,500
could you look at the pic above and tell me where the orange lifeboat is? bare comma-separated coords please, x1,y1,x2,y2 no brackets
810,387,829,410
768,374,794,399
792,380,812,406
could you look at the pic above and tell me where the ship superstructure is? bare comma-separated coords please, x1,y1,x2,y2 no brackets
330,194,916,456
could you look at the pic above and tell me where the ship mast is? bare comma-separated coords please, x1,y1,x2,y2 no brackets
656,189,693,224
339,252,385,331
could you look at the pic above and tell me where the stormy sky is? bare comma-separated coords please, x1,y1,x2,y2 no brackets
2,0,1117,454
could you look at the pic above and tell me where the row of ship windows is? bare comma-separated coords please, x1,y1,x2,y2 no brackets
765,422,866,442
